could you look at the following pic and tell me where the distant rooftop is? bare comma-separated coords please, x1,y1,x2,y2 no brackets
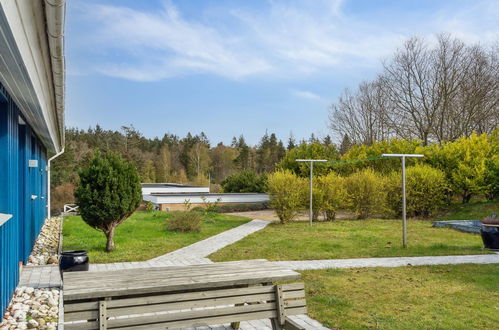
141,183,200,188
149,192,268,197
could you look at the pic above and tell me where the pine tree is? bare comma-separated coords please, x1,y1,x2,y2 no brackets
75,151,141,252
339,134,352,155
309,133,320,143
322,135,333,146
287,132,297,150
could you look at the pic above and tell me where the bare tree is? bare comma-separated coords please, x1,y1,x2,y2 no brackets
329,34,499,145
329,79,392,145
188,141,211,178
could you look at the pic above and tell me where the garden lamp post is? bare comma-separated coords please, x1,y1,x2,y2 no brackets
381,153,424,247
296,159,328,225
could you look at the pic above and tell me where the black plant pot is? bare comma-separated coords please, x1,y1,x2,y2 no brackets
59,250,89,273
480,225,499,250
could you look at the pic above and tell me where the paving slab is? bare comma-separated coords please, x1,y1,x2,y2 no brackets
274,253,499,270
149,219,269,264
19,265,62,288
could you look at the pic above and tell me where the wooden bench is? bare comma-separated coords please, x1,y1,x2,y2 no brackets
63,260,307,330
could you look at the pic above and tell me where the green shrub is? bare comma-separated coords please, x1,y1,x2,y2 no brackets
339,138,423,175
191,206,206,213
385,165,448,218
484,128,499,200
166,211,203,232
145,201,154,211
201,196,222,213
310,180,324,221
217,202,269,213
221,170,267,193
384,172,402,218
344,168,386,219
317,172,349,221
267,170,307,224
75,151,141,252
484,156,499,200
278,142,338,177
424,132,492,203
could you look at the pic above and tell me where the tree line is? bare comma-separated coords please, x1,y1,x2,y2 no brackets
50,125,332,212
329,34,498,146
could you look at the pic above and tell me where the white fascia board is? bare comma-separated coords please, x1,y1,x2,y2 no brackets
142,187,210,195
149,194,270,205
0,0,63,152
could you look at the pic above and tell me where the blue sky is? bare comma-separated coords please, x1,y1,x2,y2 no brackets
66,0,498,145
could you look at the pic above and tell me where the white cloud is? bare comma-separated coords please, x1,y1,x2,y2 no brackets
78,1,271,81
293,90,323,101
72,0,499,81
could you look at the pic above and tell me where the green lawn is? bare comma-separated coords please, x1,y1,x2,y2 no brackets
210,199,497,261
301,264,499,329
210,219,489,261
63,211,249,263
437,198,498,220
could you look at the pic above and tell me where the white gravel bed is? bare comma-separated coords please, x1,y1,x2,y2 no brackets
26,217,62,266
1,216,62,329
0,287,59,330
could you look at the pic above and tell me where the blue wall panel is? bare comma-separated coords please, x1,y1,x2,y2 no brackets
0,83,48,314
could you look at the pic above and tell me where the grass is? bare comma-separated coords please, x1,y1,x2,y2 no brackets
62,211,249,263
300,264,499,329
210,200,497,261
210,219,490,261
437,198,498,220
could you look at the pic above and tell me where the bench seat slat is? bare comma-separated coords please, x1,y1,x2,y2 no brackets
108,285,277,307
64,286,276,314
114,310,279,330
64,284,306,321
65,301,99,313
110,307,307,330
107,301,277,328
283,290,305,300
65,310,100,322
66,292,277,321
108,292,277,317
64,321,98,330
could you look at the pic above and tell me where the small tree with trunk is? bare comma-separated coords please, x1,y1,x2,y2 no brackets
75,151,141,252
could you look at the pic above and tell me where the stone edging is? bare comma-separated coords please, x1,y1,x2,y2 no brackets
57,288,64,330
57,216,63,256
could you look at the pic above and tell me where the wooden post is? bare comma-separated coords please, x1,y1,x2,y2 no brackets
99,300,107,329
275,285,285,325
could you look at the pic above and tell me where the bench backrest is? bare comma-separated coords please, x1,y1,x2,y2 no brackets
64,283,306,329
